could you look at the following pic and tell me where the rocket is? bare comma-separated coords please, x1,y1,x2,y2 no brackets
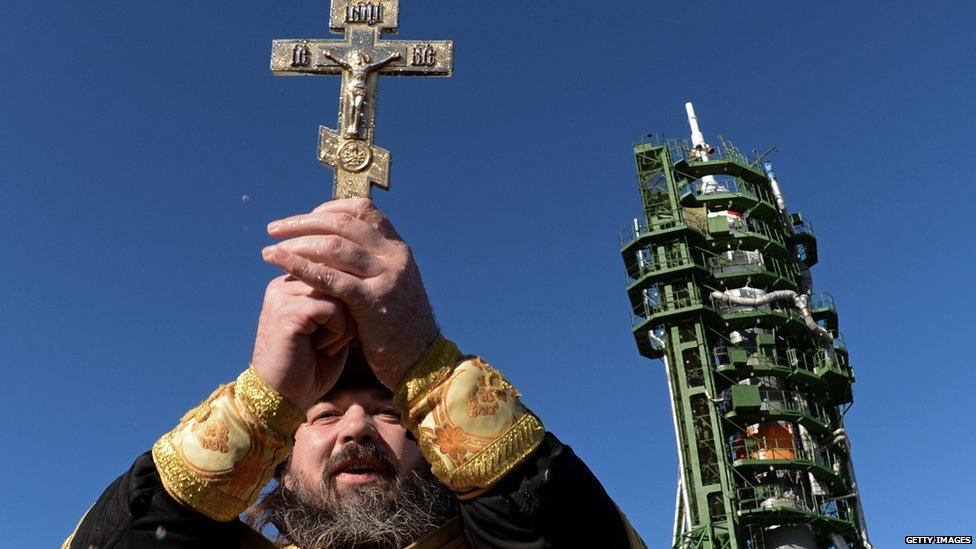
685,102,720,193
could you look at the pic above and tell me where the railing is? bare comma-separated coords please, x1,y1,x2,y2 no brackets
659,136,758,168
812,445,841,473
618,220,649,249
632,132,672,148
731,431,842,474
712,296,800,321
632,134,765,176
737,483,812,514
618,211,709,249
792,218,815,237
619,218,682,248
737,483,857,526
832,332,848,352
625,251,698,283
757,389,830,425
706,250,798,283
728,216,786,246
707,250,764,275
810,292,836,311
758,388,808,414
717,137,754,167
630,134,689,166
718,380,828,420
730,432,804,462
690,177,758,199
816,494,855,523
712,343,822,374
631,287,704,325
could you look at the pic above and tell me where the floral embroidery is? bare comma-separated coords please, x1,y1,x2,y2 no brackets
196,416,230,454
423,424,479,466
466,361,518,417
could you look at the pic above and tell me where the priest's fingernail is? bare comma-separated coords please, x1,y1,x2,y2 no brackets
262,246,276,260
267,221,281,232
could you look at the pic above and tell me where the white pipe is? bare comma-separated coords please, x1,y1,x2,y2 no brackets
672,479,683,546
765,161,814,295
764,162,790,227
709,289,833,346
662,356,693,538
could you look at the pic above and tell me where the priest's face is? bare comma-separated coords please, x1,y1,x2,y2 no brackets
288,386,428,499
256,385,456,548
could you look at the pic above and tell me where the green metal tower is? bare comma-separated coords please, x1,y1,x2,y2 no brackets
620,104,871,549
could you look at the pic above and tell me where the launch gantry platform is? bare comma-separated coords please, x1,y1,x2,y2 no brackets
620,104,871,549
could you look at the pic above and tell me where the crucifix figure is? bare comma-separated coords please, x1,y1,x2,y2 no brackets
270,0,454,199
321,50,400,138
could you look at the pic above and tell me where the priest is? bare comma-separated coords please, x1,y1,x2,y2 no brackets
64,198,646,548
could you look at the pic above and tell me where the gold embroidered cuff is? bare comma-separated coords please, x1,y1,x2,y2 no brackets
451,412,545,497
237,366,305,436
394,334,462,419
152,370,298,522
403,354,546,497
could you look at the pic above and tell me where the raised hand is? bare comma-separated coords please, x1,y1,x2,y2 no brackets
250,275,355,411
262,198,439,391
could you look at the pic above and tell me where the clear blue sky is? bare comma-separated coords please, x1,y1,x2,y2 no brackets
2,1,974,547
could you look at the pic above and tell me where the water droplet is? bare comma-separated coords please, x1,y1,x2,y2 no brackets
155,525,167,540
241,194,251,203
371,222,379,229
378,306,388,315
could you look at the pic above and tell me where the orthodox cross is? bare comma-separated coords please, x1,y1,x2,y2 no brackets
271,0,454,199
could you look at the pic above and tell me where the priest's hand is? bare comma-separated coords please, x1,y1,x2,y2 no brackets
262,198,439,391
250,274,356,411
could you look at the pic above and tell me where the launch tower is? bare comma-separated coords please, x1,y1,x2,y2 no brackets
620,104,871,548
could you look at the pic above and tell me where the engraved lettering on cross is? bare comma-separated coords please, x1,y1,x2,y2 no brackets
291,43,311,67
411,44,436,67
270,0,453,199
346,2,382,25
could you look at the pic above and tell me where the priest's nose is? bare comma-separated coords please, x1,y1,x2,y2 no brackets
336,406,377,445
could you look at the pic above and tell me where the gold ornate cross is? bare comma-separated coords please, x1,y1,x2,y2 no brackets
271,0,454,199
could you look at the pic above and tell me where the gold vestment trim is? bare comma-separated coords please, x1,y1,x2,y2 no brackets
237,366,305,435
396,336,546,495
395,334,462,418
152,369,301,522
152,429,260,522
452,412,545,498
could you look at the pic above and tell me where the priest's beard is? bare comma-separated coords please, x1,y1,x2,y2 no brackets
250,442,457,549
